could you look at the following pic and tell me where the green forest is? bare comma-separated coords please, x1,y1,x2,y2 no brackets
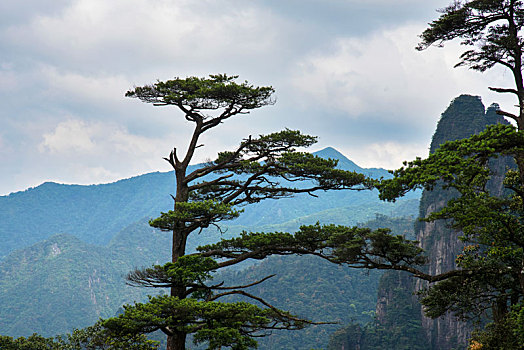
3,1,524,350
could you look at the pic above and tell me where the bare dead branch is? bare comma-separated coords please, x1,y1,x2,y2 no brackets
488,86,519,95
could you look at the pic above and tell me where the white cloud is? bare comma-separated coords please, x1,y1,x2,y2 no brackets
0,64,19,93
341,140,430,170
292,25,443,115
39,118,167,156
32,117,178,190
4,0,283,76
67,165,122,185
39,119,96,154
40,67,129,109
290,24,518,127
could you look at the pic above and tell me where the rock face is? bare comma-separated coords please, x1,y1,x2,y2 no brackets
414,95,511,349
327,95,513,350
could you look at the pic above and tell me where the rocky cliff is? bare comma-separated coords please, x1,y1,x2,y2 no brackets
414,95,511,349
327,95,513,350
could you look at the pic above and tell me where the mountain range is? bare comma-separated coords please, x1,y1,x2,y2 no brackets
0,147,417,259
0,146,419,349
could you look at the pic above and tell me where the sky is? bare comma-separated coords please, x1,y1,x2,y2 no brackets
0,0,519,196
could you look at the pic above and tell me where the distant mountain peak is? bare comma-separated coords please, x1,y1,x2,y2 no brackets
315,146,347,158
315,146,343,156
313,147,362,172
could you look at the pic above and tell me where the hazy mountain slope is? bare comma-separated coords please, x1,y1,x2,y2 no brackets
0,220,171,338
217,214,416,350
0,148,418,260
0,172,174,258
0,215,417,343
217,256,381,350
0,148,420,348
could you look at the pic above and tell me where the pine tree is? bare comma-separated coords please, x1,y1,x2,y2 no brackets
102,74,374,350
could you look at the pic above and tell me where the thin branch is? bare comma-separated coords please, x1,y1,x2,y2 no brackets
188,174,235,191
488,86,519,95
210,274,276,290
184,275,277,298
208,290,336,325
495,109,519,122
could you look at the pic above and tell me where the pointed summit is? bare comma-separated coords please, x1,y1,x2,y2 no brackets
313,147,362,172
313,147,391,179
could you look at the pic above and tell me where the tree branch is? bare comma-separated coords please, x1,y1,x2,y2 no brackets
208,290,336,325
488,86,519,95
495,109,519,122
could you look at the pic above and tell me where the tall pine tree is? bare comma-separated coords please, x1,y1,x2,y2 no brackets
102,75,374,350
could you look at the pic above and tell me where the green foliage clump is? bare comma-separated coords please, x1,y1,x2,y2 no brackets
61,321,159,350
125,74,275,111
103,296,304,350
468,303,524,350
197,222,426,275
0,322,159,350
0,334,61,350
126,255,219,292
379,124,523,201
149,201,241,231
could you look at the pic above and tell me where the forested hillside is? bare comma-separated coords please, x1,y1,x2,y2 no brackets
0,221,169,337
230,215,416,350
0,149,418,350
0,173,174,258
0,148,410,260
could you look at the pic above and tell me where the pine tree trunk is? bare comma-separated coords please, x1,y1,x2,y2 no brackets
165,224,189,349
167,167,189,350
167,332,186,350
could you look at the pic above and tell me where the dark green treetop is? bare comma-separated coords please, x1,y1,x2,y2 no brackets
126,74,274,111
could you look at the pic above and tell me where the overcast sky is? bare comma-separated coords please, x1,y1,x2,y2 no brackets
0,0,519,195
